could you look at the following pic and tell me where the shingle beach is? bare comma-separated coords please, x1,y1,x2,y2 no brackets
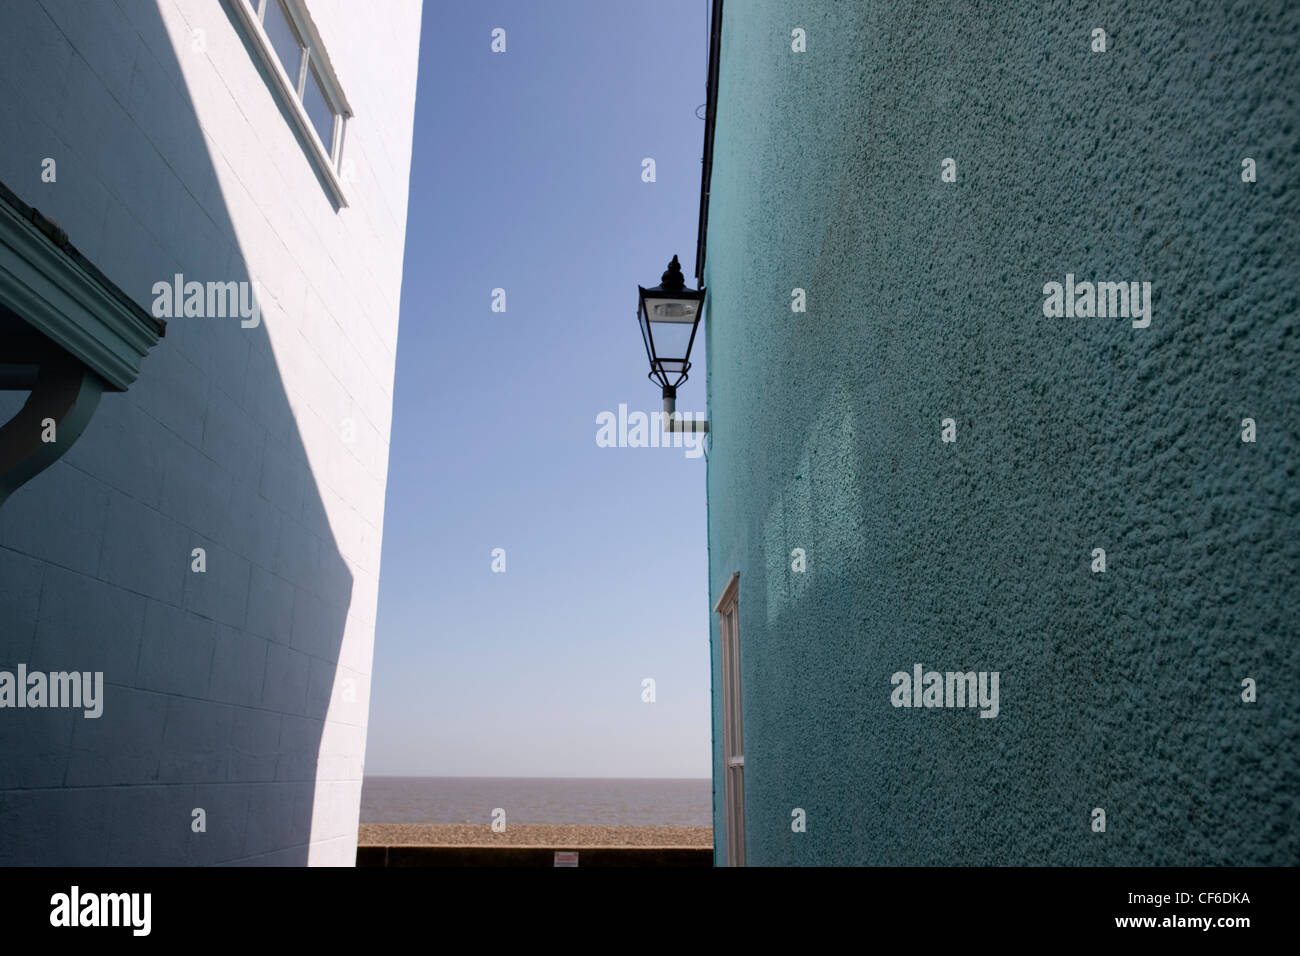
359,823,712,848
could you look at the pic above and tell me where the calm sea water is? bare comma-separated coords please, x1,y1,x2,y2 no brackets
361,777,713,827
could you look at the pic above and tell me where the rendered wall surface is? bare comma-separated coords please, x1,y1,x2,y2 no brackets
0,0,421,865
704,0,1298,865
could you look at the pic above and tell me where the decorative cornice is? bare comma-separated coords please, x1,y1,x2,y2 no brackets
0,184,164,392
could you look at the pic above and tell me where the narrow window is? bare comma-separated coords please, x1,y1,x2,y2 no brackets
234,0,352,204
301,60,335,154
260,0,304,84
714,572,745,867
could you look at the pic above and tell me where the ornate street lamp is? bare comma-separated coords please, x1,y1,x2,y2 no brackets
637,255,707,429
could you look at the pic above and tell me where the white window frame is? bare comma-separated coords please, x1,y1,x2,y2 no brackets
232,0,353,207
714,571,745,867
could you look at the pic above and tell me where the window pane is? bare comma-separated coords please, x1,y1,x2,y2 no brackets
262,0,303,84
302,61,336,152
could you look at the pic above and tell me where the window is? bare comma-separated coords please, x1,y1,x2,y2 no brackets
714,572,745,867
302,63,335,154
260,0,302,81
236,0,352,204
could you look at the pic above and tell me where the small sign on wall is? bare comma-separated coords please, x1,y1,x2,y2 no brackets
554,851,579,867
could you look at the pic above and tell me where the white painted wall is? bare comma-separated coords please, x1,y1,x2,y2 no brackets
0,0,421,865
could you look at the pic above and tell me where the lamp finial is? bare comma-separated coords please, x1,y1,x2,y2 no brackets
660,255,686,292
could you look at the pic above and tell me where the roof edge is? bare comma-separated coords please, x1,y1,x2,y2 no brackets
694,0,723,287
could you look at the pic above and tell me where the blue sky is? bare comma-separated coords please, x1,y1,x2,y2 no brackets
363,0,713,778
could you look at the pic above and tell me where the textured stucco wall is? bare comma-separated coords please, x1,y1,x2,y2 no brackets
0,0,420,864
704,0,1298,865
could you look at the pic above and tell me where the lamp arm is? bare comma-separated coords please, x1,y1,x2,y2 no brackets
661,393,709,432
666,415,709,434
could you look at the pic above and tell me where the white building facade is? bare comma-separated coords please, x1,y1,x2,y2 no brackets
0,0,422,865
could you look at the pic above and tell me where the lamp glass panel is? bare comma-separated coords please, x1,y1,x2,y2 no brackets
647,296,700,321
647,316,695,361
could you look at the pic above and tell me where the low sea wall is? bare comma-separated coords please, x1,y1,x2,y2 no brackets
357,823,713,868
357,845,711,867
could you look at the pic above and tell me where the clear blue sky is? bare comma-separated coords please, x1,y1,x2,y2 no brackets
364,0,712,778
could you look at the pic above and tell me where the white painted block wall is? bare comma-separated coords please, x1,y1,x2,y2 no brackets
0,0,421,865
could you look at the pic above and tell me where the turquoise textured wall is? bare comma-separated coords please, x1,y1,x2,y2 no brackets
704,0,1299,865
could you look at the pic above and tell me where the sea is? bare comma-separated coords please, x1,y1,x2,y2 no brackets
360,777,712,827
